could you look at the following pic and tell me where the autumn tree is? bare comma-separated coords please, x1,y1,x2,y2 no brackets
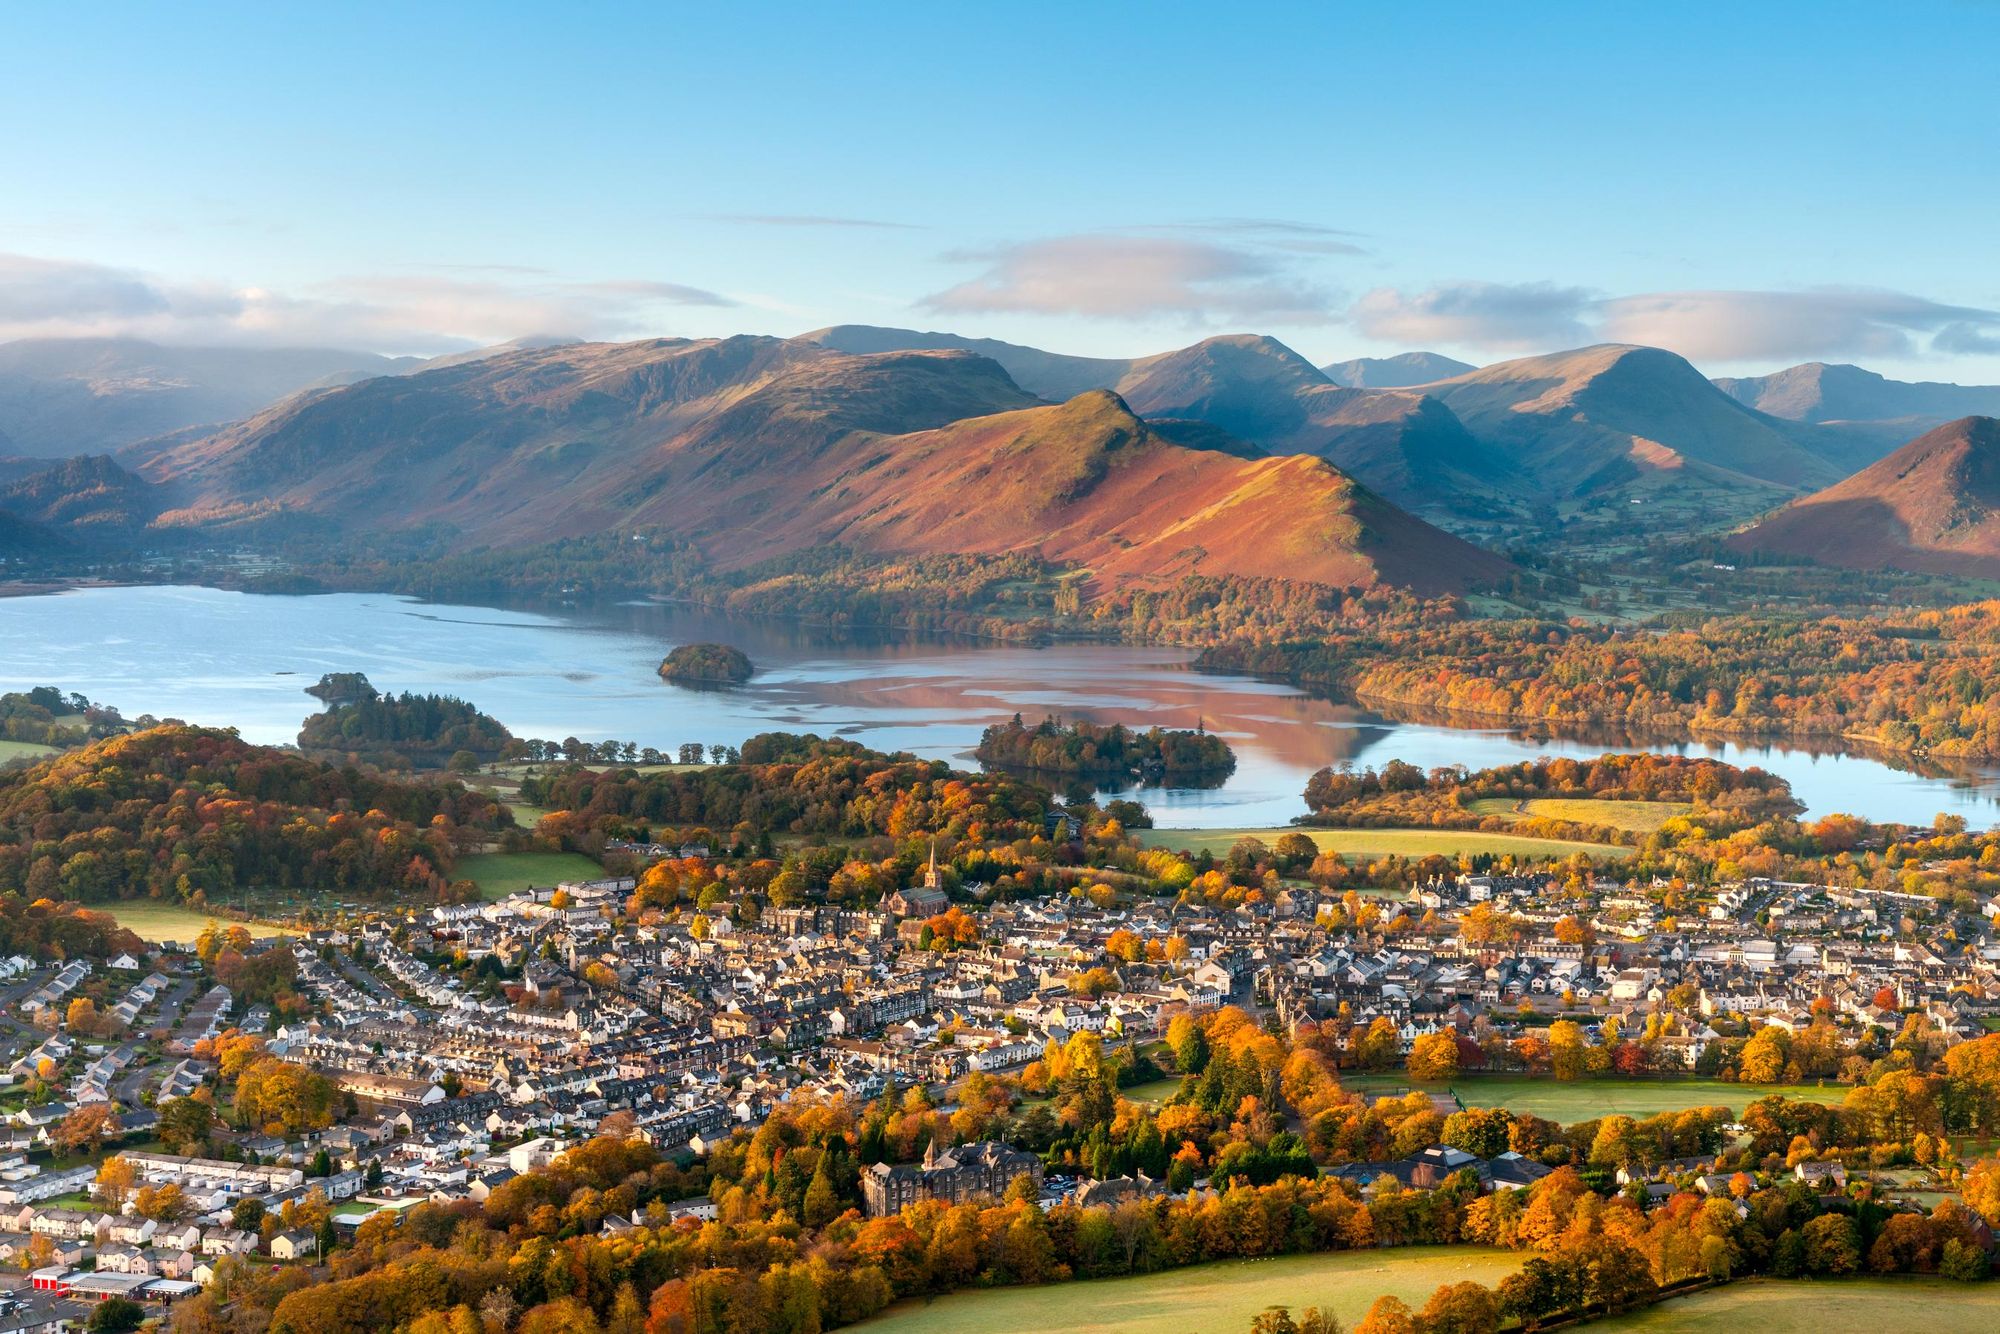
1407,1032,1460,1083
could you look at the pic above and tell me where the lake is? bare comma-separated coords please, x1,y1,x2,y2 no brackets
4,583,2000,830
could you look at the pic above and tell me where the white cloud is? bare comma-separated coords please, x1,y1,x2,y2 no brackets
0,253,736,353
1350,280,2000,365
1349,281,1593,351
923,234,1338,324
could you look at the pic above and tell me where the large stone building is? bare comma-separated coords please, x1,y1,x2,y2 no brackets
861,1140,1042,1216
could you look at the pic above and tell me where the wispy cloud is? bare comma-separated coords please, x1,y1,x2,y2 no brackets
1131,218,1368,256
703,213,921,230
1350,281,1592,351
0,253,734,353
1351,279,2000,364
923,233,1339,325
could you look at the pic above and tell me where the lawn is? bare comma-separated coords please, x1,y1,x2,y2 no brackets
1596,1277,2000,1331
855,1246,1521,1334
1339,1073,1850,1122
1135,826,1628,862
1118,1077,1185,1107
454,851,607,901
100,901,290,944
1465,797,1691,834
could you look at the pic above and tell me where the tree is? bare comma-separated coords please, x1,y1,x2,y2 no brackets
1547,1020,1589,1082
87,1298,143,1334
1353,1295,1417,1334
232,1197,267,1233
157,1096,215,1154
134,1182,188,1221
1419,1281,1500,1334
1407,1032,1460,1083
1803,1213,1861,1275
94,1155,137,1210
55,1102,121,1154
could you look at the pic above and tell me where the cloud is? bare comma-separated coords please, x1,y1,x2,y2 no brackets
1349,281,1594,350
704,213,919,230
1350,280,2000,364
923,234,1338,324
1598,289,2000,362
0,253,735,353
1133,218,1367,256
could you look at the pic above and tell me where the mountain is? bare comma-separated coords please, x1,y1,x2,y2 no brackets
1714,362,2000,461
1411,344,1843,496
0,455,160,531
0,337,428,458
1728,417,2000,578
139,335,1508,595
801,324,1125,401
1322,351,1476,388
804,326,1514,510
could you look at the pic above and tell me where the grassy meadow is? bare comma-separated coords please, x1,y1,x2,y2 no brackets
0,739,60,762
454,851,608,900
855,1246,1520,1334
100,901,291,944
1465,796,1691,833
1594,1277,2000,1331
1339,1072,1849,1121
1135,826,1628,862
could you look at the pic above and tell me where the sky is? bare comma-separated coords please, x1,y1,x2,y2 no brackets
1,1,1997,380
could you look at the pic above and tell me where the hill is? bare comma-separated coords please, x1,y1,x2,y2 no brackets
1412,344,1844,497
1322,351,1476,387
0,337,425,457
0,454,160,531
803,326,1514,510
139,336,1509,595
800,324,1125,400
1714,362,2000,466
1728,416,2000,577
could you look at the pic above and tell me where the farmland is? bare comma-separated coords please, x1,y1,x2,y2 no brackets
98,901,291,944
1465,796,1692,833
1595,1277,2000,1331
1339,1072,1850,1121
454,851,608,901
855,1245,1520,1334
1135,826,1628,861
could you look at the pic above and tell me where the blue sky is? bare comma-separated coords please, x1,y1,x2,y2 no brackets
2,1,1997,378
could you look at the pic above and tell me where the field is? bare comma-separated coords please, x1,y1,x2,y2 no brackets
855,1246,1520,1334
1465,797,1691,834
1135,826,1628,861
1596,1277,2000,1331
99,901,290,944
1340,1073,1849,1121
1118,1077,1184,1107
454,851,607,900
0,739,59,762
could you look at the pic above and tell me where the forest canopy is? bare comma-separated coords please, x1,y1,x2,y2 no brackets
974,715,1235,783
658,642,755,685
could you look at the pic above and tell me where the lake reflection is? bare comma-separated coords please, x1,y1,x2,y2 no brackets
4,584,2000,831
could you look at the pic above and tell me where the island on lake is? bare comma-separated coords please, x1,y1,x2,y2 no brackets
658,642,756,685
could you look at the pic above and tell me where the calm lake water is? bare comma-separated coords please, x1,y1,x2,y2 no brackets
4,583,2000,831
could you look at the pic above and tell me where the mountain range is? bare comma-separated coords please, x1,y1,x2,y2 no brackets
8,322,2000,592
1729,416,2000,579
131,335,1510,595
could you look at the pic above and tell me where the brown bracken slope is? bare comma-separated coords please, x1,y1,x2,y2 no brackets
1728,416,2000,578
136,336,1511,595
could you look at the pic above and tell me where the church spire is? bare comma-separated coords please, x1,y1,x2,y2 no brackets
924,837,941,891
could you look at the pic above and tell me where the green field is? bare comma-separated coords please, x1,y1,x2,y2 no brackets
0,739,59,762
100,901,290,944
1341,1073,1849,1121
454,851,607,900
1597,1277,2000,1331
856,1246,1520,1334
1136,826,1628,861
1118,1077,1184,1107
1466,797,1691,833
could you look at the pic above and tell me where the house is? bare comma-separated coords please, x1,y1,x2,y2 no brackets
861,1141,1042,1216
269,1229,319,1261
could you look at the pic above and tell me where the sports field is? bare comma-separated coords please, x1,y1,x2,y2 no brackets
1135,826,1627,861
1340,1072,1849,1121
454,851,608,900
100,902,290,944
1595,1277,2000,1331
855,1245,1520,1334
1465,797,1690,833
